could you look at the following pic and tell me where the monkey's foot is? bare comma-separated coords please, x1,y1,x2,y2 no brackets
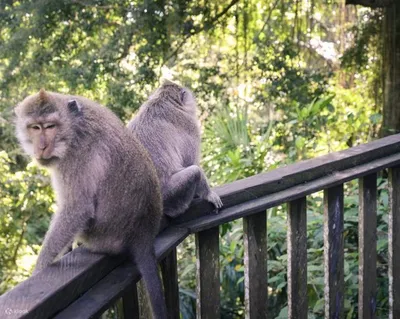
206,191,223,213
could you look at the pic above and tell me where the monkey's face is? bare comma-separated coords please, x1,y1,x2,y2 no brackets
26,116,60,163
15,90,75,166
17,110,70,166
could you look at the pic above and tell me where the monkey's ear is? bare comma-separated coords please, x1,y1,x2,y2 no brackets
67,100,82,114
180,89,186,104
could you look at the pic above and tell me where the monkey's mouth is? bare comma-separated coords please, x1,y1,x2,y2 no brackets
36,157,58,166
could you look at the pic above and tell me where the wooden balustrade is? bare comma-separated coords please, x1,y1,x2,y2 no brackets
2,134,400,318
358,173,377,319
287,197,307,319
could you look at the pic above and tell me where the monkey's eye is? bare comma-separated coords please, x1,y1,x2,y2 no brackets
44,124,56,129
30,125,41,130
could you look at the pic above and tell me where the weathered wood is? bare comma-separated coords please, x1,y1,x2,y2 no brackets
121,282,139,319
154,227,190,261
0,248,124,319
358,173,377,319
174,134,400,223
389,167,400,319
196,227,220,319
178,152,400,233
52,262,139,319
243,211,268,318
53,226,188,319
160,249,180,319
324,185,344,319
287,197,308,319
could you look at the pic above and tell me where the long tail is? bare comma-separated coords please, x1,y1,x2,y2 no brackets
130,247,167,319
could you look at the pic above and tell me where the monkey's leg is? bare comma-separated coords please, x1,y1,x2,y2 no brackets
163,165,223,218
193,167,223,211
163,165,200,218
34,213,84,274
130,246,167,319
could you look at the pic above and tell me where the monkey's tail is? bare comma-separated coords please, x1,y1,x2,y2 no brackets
130,247,167,319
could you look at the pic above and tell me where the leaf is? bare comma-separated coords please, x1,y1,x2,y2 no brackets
313,298,324,313
370,113,382,124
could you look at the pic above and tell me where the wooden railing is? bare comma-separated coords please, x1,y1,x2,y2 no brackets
2,133,400,318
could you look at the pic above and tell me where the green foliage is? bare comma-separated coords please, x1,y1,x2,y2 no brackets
341,10,382,72
0,151,53,293
203,105,271,185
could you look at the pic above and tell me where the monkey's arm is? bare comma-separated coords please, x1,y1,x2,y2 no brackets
163,165,222,218
34,204,93,274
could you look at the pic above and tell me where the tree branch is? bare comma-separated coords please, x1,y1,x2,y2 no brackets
208,0,240,26
254,0,280,43
163,0,239,64
345,0,393,8
11,212,32,266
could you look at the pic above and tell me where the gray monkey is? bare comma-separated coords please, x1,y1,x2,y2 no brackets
127,81,223,218
15,89,167,319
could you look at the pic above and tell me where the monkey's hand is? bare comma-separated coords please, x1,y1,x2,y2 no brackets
206,191,223,213
32,248,58,276
32,256,52,276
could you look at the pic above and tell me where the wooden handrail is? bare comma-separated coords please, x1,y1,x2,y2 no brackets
1,133,400,318
172,133,400,224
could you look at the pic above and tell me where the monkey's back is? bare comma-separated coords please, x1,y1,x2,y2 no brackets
128,101,201,187
54,94,162,251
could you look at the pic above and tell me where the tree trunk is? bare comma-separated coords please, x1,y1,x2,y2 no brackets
382,2,400,136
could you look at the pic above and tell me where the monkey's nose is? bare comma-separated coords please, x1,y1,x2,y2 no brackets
39,135,47,150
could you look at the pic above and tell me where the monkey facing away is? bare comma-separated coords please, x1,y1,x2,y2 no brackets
15,90,167,319
127,81,223,218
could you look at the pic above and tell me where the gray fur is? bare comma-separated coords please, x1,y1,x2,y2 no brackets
15,90,167,319
127,81,223,218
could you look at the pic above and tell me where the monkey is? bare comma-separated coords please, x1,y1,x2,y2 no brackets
14,89,167,319
127,80,223,218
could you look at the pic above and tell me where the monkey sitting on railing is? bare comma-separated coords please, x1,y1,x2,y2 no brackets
128,80,223,218
14,90,167,319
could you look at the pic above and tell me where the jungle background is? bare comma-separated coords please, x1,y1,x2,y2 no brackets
0,0,399,318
